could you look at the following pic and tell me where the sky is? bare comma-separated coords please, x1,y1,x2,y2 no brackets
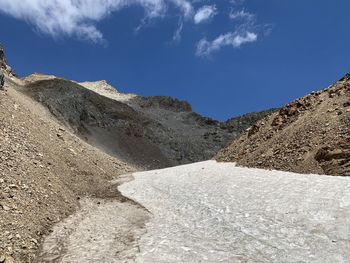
0,0,349,121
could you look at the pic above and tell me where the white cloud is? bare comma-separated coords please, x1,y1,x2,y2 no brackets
229,9,255,22
0,0,193,42
194,5,268,57
194,5,217,24
173,18,184,42
196,31,257,57
0,0,270,56
229,0,245,5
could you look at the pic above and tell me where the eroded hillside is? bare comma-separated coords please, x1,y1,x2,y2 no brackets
216,73,350,176
0,76,134,262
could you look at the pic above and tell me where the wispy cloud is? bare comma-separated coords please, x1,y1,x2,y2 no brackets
173,18,184,42
229,0,246,5
229,9,255,22
194,5,217,24
196,31,257,57
196,5,269,57
0,0,194,43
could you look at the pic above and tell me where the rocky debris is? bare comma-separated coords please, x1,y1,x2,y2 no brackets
314,136,350,176
216,72,350,176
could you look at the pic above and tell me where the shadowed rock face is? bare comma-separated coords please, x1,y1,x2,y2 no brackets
21,75,274,170
23,78,173,169
0,71,3,90
216,73,350,176
0,45,5,89
0,44,6,69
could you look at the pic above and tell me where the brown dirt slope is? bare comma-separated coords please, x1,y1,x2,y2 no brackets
0,75,133,262
216,73,350,176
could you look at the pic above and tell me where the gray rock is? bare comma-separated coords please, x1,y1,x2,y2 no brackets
0,71,4,90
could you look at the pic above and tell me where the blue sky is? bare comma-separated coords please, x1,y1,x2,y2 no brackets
0,0,349,121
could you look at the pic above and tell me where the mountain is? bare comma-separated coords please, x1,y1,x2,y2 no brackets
0,45,272,262
20,73,274,170
216,73,350,176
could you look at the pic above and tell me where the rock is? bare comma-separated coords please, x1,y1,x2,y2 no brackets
247,124,259,137
0,44,6,68
0,255,14,263
343,101,350,107
4,256,15,263
0,71,4,90
1,204,11,211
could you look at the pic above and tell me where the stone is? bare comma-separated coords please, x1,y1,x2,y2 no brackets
1,204,11,211
0,71,4,90
4,256,15,263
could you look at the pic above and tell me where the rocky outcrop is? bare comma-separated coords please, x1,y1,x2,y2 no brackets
139,96,192,112
0,71,4,90
0,44,5,90
0,44,6,70
216,73,350,176
223,108,278,134
315,140,350,176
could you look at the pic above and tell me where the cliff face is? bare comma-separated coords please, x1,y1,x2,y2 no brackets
216,73,350,176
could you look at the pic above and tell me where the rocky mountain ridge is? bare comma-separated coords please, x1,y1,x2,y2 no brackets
21,73,274,170
216,73,350,176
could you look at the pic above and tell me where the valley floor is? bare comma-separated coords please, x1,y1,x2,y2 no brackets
39,161,350,262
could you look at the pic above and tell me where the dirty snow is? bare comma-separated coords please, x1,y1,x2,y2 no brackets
119,161,350,263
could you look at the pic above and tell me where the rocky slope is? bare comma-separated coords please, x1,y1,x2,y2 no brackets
0,48,134,262
21,73,274,170
216,73,350,176
0,76,134,263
